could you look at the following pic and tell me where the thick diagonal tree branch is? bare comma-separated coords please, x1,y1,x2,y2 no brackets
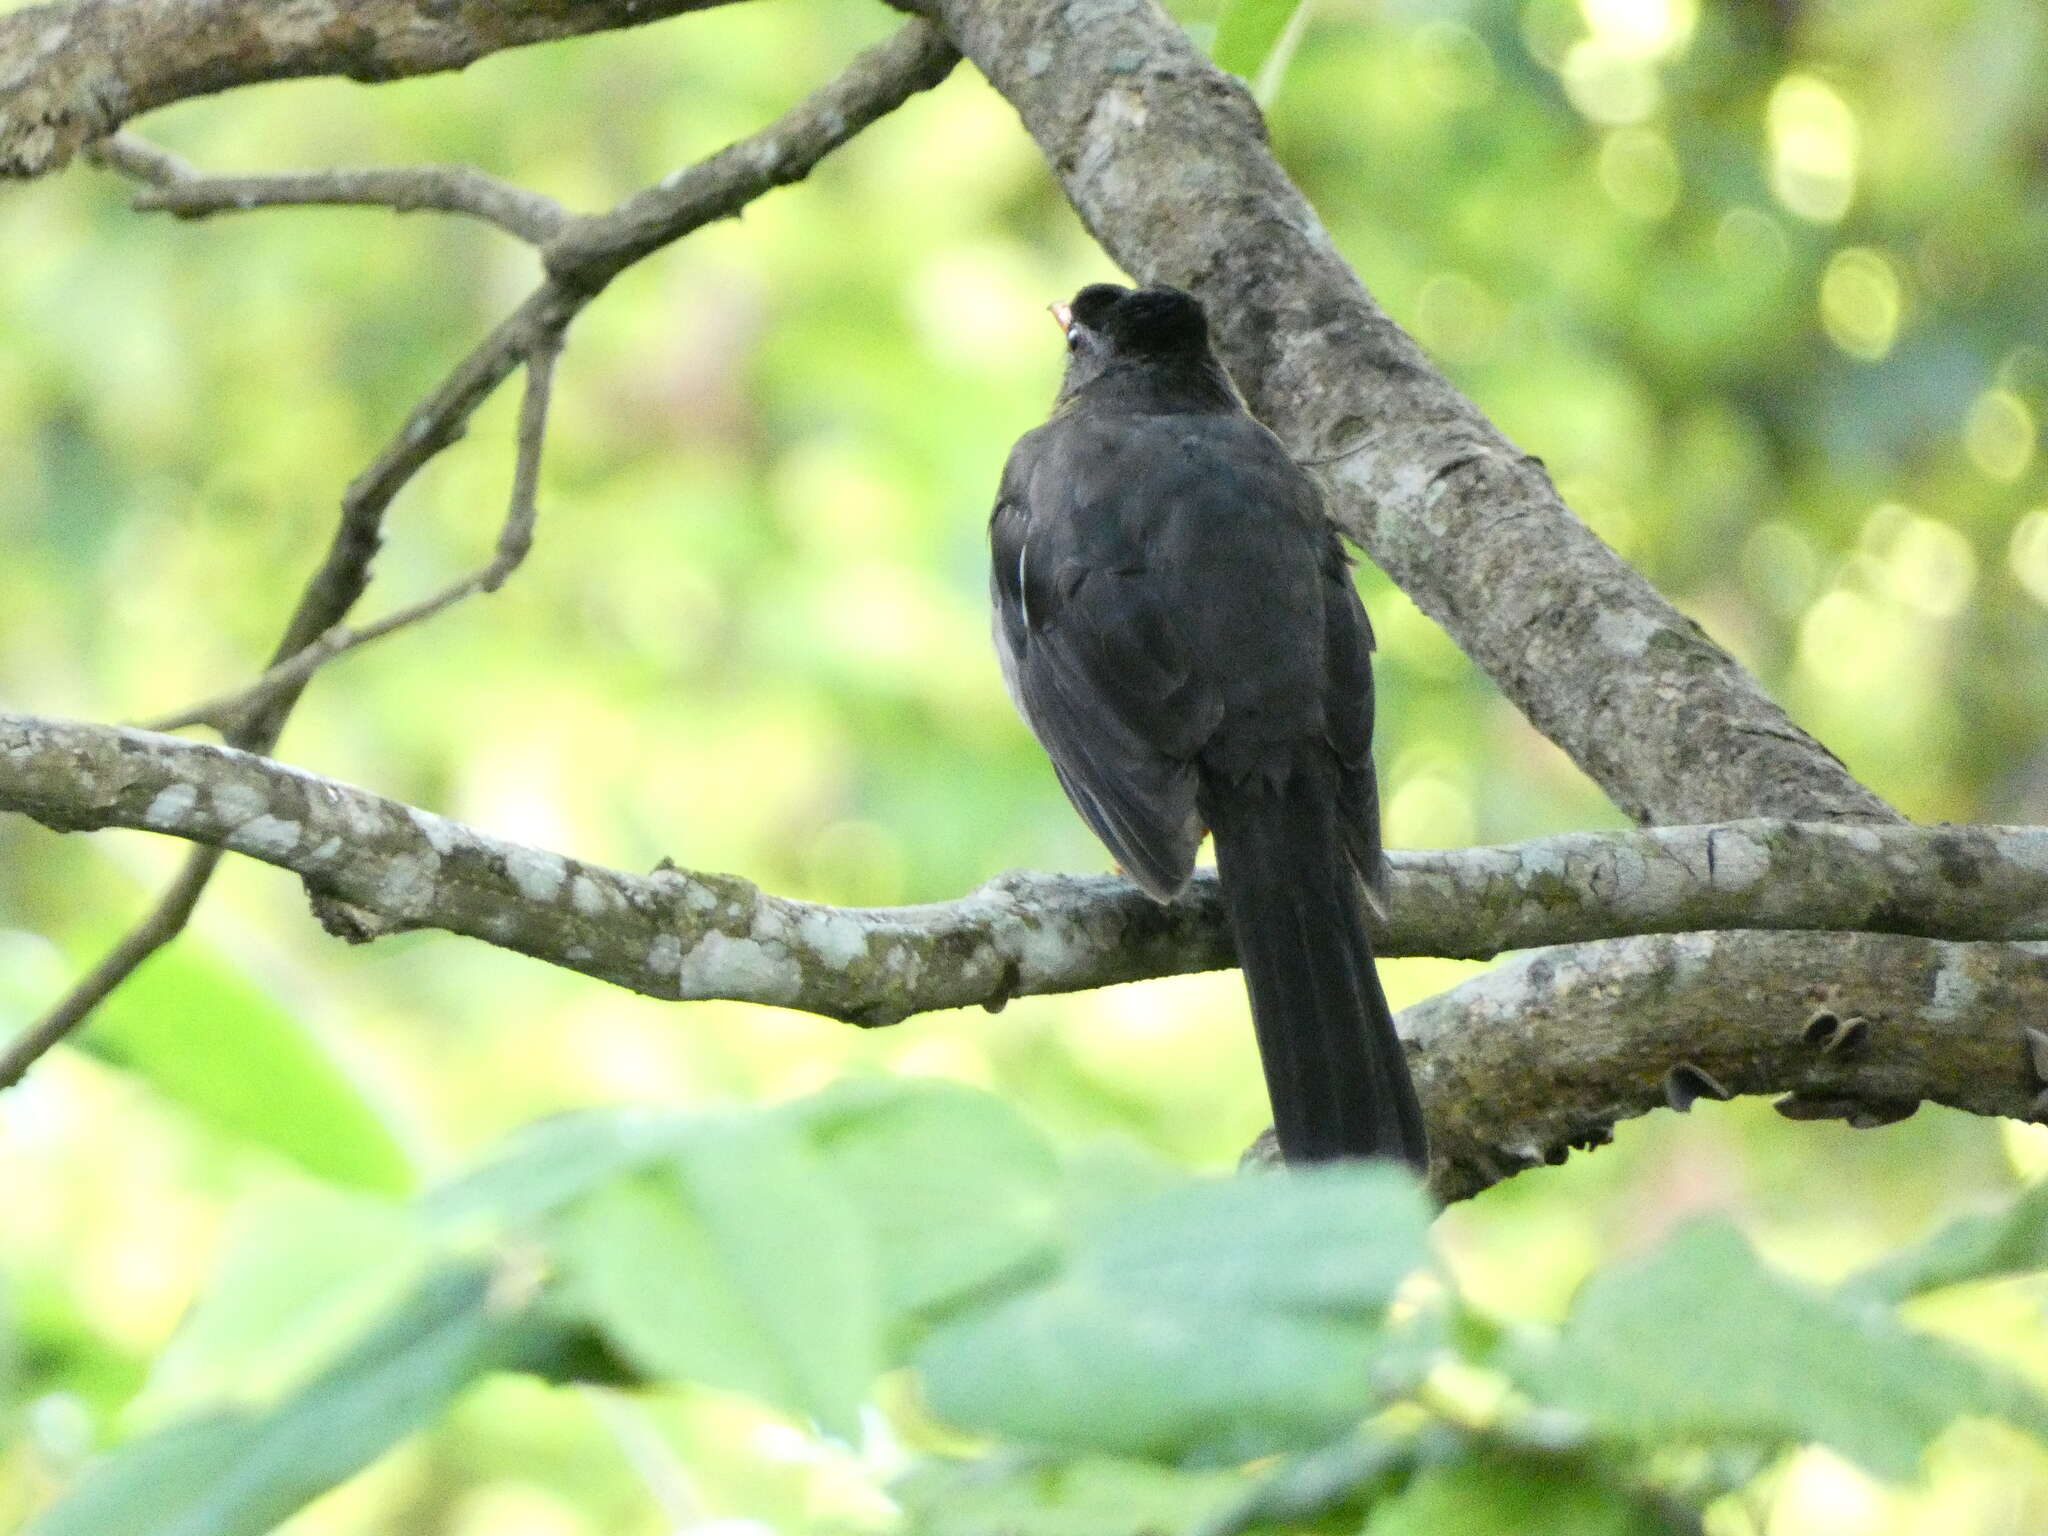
5,712,2044,1202
916,0,2044,1181
928,0,1892,830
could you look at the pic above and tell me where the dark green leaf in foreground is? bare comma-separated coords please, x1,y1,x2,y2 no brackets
27,1266,550,1536
916,1162,1433,1461
1516,1220,2048,1480
548,1114,883,1439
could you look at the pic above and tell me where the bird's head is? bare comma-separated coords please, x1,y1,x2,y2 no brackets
1050,283,1233,407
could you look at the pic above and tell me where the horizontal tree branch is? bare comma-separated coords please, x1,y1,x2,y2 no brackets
0,0,742,179
931,0,1895,831
5,712,2045,1025
11,711,2043,1202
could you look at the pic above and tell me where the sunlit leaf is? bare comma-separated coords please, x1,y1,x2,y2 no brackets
81,939,413,1196
916,1163,1432,1460
127,1185,427,1428
1516,1220,2048,1480
549,1114,883,1439
1842,1181,2048,1304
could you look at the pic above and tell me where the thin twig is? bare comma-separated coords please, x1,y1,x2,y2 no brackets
144,324,564,735
0,851,223,1090
135,20,956,740
11,253,568,1090
1,20,957,1090
580,1389,708,1527
91,131,571,243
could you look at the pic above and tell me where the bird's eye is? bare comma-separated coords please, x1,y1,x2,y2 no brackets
1066,328,1082,353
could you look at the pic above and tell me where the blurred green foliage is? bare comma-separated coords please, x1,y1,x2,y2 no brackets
2,0,2047,1528
25,1085,2048,1535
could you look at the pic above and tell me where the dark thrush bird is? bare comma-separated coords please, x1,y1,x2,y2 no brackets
989,283,1428,1168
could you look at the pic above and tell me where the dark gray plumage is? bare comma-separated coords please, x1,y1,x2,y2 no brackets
990,283,1428,1167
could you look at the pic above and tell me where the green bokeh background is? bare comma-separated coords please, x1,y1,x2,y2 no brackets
3,0,2046,1528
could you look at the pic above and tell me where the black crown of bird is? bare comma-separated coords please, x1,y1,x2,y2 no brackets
988,282,1429,1170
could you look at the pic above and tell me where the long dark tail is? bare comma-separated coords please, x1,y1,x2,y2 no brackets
1203,765,1428,1168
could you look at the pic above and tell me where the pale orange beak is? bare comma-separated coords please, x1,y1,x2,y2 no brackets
1049,300,1074,336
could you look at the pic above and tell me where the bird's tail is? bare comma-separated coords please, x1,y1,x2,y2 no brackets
1203,765,1428,1168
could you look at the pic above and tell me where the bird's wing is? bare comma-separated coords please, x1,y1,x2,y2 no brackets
990,428,1216,900
1319,540,1389,911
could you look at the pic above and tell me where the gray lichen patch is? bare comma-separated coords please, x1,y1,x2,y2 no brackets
145,782,198,828
230,814,302,858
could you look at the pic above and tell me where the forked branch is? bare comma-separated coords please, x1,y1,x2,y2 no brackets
0,20,958,1087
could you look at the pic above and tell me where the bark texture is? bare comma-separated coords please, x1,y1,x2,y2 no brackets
1413,932,2048,1200
8,712,2046,1015
0,0,738,178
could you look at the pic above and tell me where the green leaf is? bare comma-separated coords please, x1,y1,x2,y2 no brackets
1517,1220,2048,1480
893,1453,1247,1536
549,1114,883,1439
1363,1455,1663,1536
1083,1162,1433,1312
28,1266,549,1536
919,1277,1386,1463
424,1107,695,1231
916,1163,1433,1461
793,1079,1064,1332
1842,1181,2048,1304
80,938,413,1196
127,1185,427,1428
1211,0,1308,90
